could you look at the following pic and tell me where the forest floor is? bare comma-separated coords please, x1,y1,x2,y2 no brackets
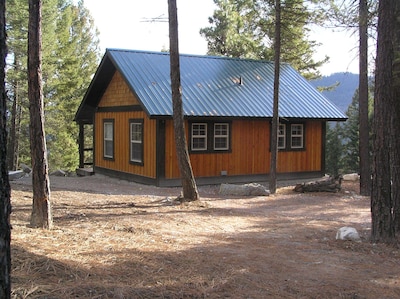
9,174,400,299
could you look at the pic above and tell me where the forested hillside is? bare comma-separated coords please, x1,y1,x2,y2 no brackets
310,72,359,112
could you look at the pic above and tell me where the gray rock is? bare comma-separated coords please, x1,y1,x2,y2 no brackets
336,226,361,242
8,170,26,181
20,163,32,174
50,169,66,176
219,183,269,196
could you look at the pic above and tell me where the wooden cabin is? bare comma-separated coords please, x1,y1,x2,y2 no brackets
75,49,346,186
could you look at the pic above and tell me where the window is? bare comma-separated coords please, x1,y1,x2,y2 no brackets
103,120,114,159
130,120,143,164
214,123,229,150
191,123,207,151
190,121,231,152
278,124,286,149
291,124,304,148
271,122,305,151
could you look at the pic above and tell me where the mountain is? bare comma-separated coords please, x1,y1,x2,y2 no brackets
310,72,359,113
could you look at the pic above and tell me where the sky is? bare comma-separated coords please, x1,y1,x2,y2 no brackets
82,0,360,76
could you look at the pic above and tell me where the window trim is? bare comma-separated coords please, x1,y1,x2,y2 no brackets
103,119,114,160
278,123,286,149
189,121,231,153
129,119,144,165
271,121,305,151
213,123,229,151
191,123,208,151
290,124,304,149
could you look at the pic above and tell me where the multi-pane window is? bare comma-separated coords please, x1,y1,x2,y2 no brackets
191,123,207,151
214,123,229,150
130,120,143,163
103,120,114,159
278,124,286,149
190,122,231,152
291,124,304,148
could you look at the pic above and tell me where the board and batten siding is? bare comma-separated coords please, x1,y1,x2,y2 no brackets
94,71,157,179
164,119,323,179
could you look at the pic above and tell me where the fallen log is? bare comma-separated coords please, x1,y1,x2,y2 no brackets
294,176,342,193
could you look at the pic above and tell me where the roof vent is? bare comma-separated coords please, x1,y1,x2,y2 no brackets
232,76,243,85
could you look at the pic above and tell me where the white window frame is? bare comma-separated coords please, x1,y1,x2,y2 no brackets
130,121,143,163
278,124,286,149
214,123,229,150
103,121,114,159
291,124,304,149
191,123,207,151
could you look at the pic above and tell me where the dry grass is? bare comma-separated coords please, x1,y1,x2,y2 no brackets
10,176,400,298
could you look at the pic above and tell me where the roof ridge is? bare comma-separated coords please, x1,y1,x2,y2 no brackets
105,48,279,64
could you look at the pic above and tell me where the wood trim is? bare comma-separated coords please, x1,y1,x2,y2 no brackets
94,166,157,185
156,119,166,180
321,122,326,175
97,105,143,113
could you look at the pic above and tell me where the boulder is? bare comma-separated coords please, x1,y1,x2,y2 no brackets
50,169,66,176
342,173,360,181
20,163,32,174
336,226,361,242
219,183,269,196
8,170,26,181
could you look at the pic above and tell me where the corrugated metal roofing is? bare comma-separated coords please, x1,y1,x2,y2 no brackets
79,48,346,120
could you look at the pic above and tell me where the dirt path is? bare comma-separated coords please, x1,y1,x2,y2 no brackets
10,175,400,298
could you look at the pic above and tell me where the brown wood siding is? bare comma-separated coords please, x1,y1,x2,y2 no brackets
95,111,157,179
164,119,323,179
94,71,156,179
98,71,140,107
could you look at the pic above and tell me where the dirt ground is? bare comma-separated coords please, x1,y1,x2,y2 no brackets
9,174,400,299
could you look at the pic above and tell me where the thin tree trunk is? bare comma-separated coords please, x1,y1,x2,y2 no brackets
0,0,12,296
168,0,199,201
28,0,52,228
269,0,281,194
7,60,20,171
390,0,400,239
358,0,370,196
371,0,394,243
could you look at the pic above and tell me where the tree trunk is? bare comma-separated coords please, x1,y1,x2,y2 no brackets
269,0,281,194
28,0,52,228
358,0,370,196
168,0,199,201
7,59,21,171
371,0,395,243
390,0,400,239
0,0,12,296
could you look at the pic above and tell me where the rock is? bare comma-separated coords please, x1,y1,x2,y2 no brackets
342,173,359,181
8,170,26,181
219,183,269,196
20,163,32,174
50,169,66,176
336,226,361,242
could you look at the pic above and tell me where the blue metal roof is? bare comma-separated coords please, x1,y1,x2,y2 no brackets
76,49,346,121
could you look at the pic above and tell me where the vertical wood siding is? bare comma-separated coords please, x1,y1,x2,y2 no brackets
164,119,322,179
94,71,156,179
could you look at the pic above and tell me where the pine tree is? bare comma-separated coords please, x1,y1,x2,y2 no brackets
6,0,100,172
325,123,343,176
0,0,11,295
200,0,328,79
168,0,199,201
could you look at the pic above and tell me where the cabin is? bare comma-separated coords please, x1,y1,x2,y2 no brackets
74,49,346,186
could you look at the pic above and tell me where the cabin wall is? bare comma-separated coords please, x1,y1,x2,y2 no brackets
164,119,323,179
94,71,157,179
